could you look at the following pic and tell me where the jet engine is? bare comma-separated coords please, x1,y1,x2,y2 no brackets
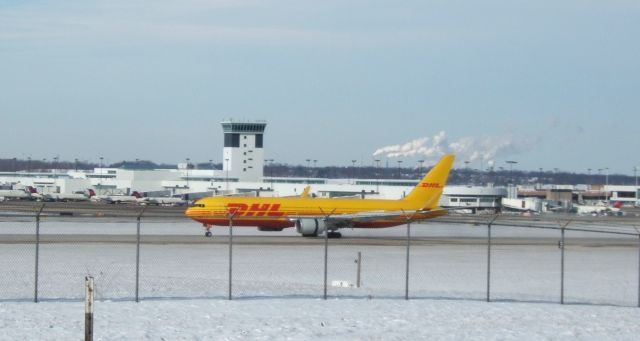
295,219,328,237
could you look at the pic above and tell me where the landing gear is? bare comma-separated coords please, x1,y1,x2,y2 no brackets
203,224,213,238
327,231,342,239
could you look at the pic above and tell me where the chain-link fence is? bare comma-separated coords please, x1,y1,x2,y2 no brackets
1,206,639,307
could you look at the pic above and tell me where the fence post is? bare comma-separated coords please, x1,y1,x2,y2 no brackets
486,215,499,303
558,220,571,305
135,206,146,303
34,203,45,303
323,218,328,300
405,220,411,300
85,276,94,341
228,213,234,301
560,227,565,304
355,251,361,288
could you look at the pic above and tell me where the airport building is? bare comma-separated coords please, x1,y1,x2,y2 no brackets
1,120,638,209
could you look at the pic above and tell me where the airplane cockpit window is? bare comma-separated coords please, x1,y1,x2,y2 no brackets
191,203,205,208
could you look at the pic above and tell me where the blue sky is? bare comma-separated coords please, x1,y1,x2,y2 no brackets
1,1,639,174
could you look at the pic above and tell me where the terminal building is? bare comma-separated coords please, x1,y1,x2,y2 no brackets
1,120,638,210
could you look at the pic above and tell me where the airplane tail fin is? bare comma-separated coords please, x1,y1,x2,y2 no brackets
403,154,455,210
88,189,96,197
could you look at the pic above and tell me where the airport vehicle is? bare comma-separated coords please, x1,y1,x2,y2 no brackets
186,155,455,237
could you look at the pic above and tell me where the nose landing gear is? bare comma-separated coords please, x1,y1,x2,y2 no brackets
203,224,213,237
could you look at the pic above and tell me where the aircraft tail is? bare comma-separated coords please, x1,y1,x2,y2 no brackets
403,154,455,209
301,186,311,198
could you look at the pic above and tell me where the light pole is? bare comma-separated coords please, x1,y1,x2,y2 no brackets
351,160,357,184
305,159,311,184
75,158,79,172
417,160,425,176
53,156,59,175
27,157,31,173
634,166,639,205
397,160,403,179
506,160,517,184
374,159,381,192
225,158,230,192
209,159,214,181
313,159,318,181
12,157,17,174
604,167,609,202
265,159,274,189
185,158,190,189
99,156,104,194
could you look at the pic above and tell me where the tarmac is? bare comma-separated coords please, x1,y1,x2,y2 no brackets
1,200,639,246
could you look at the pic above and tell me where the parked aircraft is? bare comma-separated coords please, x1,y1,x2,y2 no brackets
91,190,141,204
186,155,455,237
136,196,186,206
574,201,624,216
0,188,32,201
27,187,95,202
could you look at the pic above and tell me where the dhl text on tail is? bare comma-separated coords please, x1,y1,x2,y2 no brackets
185,154,455,238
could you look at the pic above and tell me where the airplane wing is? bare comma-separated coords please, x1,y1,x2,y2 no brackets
288,208,449,228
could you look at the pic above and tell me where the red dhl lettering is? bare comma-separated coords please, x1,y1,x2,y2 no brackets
227,203,285,217
420,182,442,188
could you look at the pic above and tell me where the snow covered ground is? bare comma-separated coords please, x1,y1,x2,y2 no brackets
2,299,640,340
1,220,639,339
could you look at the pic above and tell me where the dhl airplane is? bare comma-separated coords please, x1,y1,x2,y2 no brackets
185,154,455,238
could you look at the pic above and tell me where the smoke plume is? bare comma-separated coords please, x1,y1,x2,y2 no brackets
373,131,527,168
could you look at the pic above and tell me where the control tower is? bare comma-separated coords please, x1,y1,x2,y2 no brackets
221,120,266,181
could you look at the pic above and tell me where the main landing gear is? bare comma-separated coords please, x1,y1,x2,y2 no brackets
327,231,342,239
